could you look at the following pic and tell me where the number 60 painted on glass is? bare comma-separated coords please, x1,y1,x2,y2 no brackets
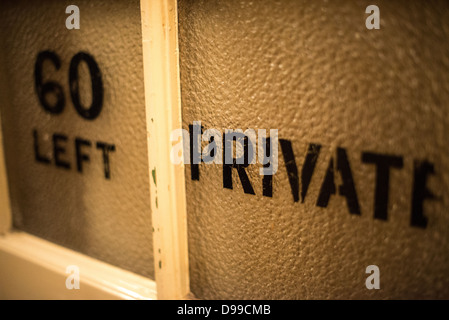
34,51,103,120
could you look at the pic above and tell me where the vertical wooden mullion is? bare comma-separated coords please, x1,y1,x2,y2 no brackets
140,0,190,299
0,54,12,235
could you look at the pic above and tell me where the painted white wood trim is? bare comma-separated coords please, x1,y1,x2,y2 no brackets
140,0,190,299
0,72,12,236
0,232,157,300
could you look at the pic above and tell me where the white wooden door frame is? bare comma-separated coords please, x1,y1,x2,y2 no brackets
140,0,190,300
0,0,190,300
0,232,158,300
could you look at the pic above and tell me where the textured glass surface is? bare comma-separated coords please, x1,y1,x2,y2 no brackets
179,0,449,299
0,0,154,279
